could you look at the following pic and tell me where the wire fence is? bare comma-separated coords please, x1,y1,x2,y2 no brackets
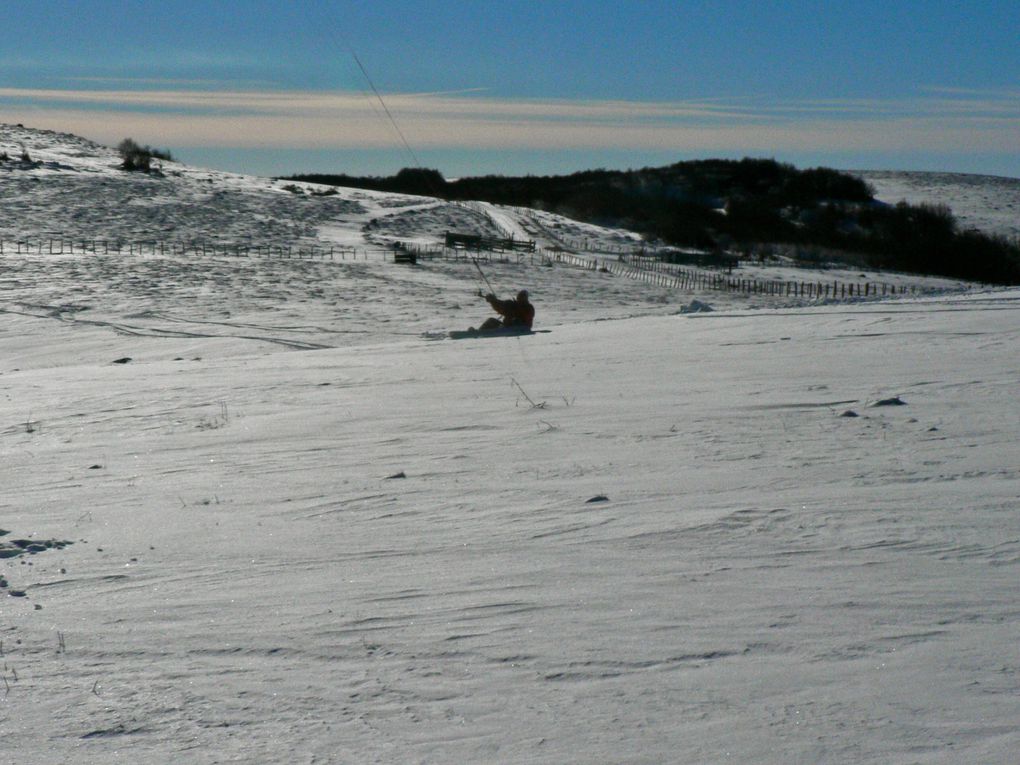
0,238,551,265
548,251,922,298
1,237,928,299
0,238,400,261
617,253,921,298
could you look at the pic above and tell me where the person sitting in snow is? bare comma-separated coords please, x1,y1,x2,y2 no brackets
476,289,534,331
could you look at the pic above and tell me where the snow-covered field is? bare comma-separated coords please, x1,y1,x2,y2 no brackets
859,170,1020,242
2,125,1019,763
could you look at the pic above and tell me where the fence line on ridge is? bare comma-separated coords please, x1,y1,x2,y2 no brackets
0,237,923,299
0,238,403,261
540,250,918,298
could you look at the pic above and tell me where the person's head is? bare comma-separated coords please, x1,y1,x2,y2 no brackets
516,289,530,304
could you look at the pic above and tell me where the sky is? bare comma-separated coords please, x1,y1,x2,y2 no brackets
2,0,1019,179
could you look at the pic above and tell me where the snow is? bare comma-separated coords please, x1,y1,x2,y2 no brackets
2,124,1019,763
859,170,1020,242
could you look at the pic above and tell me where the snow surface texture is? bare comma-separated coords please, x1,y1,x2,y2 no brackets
2,125,1019,763
859,170,1020,242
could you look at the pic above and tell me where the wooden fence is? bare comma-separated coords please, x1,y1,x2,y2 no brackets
1,237,923,299
0,238,412,261
0,237,551,263
552,251,919,298
444,232,536,253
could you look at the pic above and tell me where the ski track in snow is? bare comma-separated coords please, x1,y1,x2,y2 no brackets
2,124,1019,764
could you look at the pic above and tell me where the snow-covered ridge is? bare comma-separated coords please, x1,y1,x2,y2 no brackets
5,124,1017,248
858,169,1020,241
0,123,639,255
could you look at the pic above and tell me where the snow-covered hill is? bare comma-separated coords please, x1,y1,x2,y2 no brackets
0,124,640,255
859,170,1020,242
2,125,1019,764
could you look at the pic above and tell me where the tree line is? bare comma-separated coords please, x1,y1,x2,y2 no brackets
284,159,1020,284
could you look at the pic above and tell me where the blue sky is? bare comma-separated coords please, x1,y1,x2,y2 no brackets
3,1,1018,178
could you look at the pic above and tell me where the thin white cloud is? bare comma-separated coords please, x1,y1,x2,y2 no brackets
2,86,1017,155
57,76,278,89
920,85,1020,99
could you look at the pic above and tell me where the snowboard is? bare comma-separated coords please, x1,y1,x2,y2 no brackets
422,327,549,341
448,326,548,340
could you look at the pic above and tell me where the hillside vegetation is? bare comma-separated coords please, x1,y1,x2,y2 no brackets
288,159,1020,284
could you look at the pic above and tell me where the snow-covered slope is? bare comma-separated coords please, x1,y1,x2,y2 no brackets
859,170,1020,241
2,125,1019,764
0,124,638,255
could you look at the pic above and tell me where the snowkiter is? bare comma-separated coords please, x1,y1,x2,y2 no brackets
477,290,534,332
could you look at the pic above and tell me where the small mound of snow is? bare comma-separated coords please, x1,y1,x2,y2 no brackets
869,396,907,407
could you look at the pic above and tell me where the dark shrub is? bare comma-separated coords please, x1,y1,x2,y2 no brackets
117,138,173,173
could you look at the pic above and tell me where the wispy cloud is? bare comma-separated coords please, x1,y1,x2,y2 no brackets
56,76,279,89
920,85,1020,99
2,86,1017,156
